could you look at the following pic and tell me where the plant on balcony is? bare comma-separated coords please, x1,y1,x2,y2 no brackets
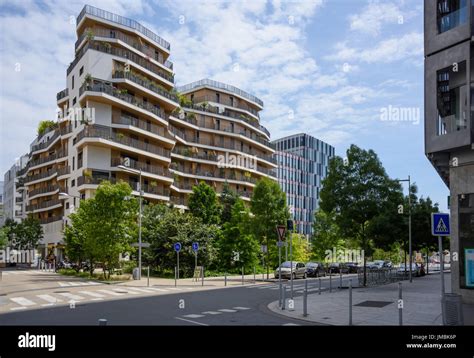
191,146,198,154
177,93,192,107
150,180,157,187
86,28,94,42
102,41,111,52
83,169,92,178
117,132,125,139
173,173,180,182
201,101,209,110
183,148,191,157
244,171,252,178
37,120,57,136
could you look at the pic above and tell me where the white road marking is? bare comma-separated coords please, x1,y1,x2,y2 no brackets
79,291,105,298
175,317,208,326
182,314,205,318
283,323,300,326
58,293,84,300
58,282,71,287
233,307,251,310
10,297,36,306
10,306,27,311
218,309,237,313
97,289,125,296
202,311,222,315
125,287,156,293
113,288,139,295
146,287,169,292
37,294,62,303
86,281,100,285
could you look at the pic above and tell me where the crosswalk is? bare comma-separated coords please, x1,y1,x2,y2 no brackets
1,270,53,276
247,283,327,294
57,281,101,287
177,306,252,325
5,285,197,311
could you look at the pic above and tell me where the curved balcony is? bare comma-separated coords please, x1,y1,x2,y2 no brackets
28,149,67,169
111,157,173,179
57,88,69,101
76,27,173,71
68,41,174,85
28,184,61,199
170,127,276,165
77,175,170,197
77,5,171,51
31,131,60,153
79,79,166,120
39,216,63,225
171,163,258,185
26,199,63,213
57,166,71,178
24,169,57,184
191,95,260,118
112,71,178,103
112,113,173,142
75,124,171,160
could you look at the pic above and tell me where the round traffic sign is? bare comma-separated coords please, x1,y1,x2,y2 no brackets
192,242,199,252
174,242,181,252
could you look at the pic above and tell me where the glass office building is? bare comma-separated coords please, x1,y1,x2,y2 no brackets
272,133,335,237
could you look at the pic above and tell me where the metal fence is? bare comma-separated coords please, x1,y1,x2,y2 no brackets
357,268,409,287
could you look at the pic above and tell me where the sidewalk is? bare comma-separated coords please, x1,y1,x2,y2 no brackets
268,273,474,325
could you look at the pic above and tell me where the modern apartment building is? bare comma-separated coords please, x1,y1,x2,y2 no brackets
0,181,4,227
272,133,335,237
170,79,276,207
2,155,29,223
424,0,474,303
15,5,275,260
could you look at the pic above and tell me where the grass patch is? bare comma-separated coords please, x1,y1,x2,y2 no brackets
57,268,131,281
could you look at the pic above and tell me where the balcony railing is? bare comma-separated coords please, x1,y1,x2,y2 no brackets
15,210,24,217
60,123,73,135
31,131,60,152
26,199,62,212
171,163,258,184
192,95,260,118
28,184,61,198
111,157,173,178
180,102,270,138
16,166,29,177
113,71,178,102
15,197,23,203
78,175,170,197
176,113,274,149
112,113,170,138
57,166,71,177
29,149,67,168
76,124,171,158
75,27,173,71
77,5,171,50
170,195,188,206
57,88,69,101
79,79,165,118
176,79,263,107
68,41,174,84
39,216,63,225
24,169,57,184
169,127,276,164
172,147,218,161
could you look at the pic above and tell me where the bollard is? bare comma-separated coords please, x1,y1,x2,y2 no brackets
398,282,403,326
340,272,343,289
349,279,353,326
241,266,244,285
201,266,204,286
282,285,286,310
303,279,308,317
147,266,150,287
174,266,177,287
225,272,227,286
329,270,332,293
254,266,256,283
319,278,321,295
98,319,107,326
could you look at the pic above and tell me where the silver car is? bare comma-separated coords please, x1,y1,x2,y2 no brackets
274,261,307,279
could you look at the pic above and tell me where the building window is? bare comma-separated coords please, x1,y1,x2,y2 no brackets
72,97,76,105
79,66,84,76
216,93,220,103
71,179,75,187
78,151,83,169
72,75,74,89
72,156,75,171
436,61,467,135
66,202,70,209
459,193,474,289
437,0,468,33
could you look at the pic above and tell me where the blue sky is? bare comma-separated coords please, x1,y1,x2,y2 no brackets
0,0,449,210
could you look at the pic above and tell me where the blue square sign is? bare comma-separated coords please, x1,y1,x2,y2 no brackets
431,213,450,236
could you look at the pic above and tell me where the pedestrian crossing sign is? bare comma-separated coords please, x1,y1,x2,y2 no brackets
431,213,450,236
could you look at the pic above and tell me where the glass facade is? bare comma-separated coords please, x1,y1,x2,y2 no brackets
272,134,335,237
459,193,474,289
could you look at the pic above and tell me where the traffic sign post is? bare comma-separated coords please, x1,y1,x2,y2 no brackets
288,220,294,299
174,243,181,281
431,213,450,325
192,242,199,274
277,225,286,308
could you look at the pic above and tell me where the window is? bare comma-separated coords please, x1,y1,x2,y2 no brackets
459,193,474,289
79,66,84,76
72,156,75,171
216,93,220,103
78,151,83,169
71,179,75,187
72,75,74,89
72,97,76,105
66,202,70,209
437,0,467,33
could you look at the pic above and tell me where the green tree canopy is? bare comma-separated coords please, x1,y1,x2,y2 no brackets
12,216,43,250
219,182,238,224
311,210,346,261
188,181,221,225
37,120,56,136
64,181,137,278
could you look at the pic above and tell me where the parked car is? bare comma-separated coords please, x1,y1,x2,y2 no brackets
372,260,385,269
274,261,307,279
397,263,421,277
383,260,393,268
328,262,341,273
366,261,377,269
344,262,359,273
306,262,326,277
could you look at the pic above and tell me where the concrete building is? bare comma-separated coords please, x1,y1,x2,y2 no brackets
424,0,474,303
272,133,335,237
2,155,29,223
0,181,4,227
15,5,275,260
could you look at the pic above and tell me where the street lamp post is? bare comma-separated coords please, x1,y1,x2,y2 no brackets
118,164,143,280
396,176,413,283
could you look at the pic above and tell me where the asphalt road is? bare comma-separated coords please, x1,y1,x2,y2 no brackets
0,275,358,325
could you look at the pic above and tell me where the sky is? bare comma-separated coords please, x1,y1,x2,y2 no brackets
0,0,449,211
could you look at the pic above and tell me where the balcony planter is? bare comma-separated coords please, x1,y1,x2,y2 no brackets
86,29,94,42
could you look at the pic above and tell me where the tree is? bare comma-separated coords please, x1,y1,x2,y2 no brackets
64,181,137,278
219,182,238,224
0,227,8,250
250,177,289,269
188,181,221,225
290,233,311,262
319,144,403,286
142,203,220,277
12,217,43,250
218,198,259,272
37,120,56,136
311,210,346,261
